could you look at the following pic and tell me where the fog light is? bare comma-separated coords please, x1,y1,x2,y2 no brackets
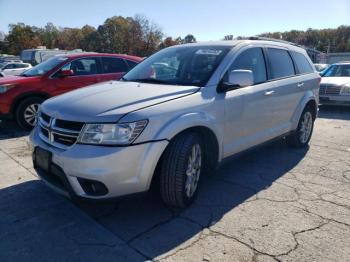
77,178,108,196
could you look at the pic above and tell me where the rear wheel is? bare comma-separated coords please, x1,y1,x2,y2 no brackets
287,107,314,148
160,133,203,208
15,97,44,130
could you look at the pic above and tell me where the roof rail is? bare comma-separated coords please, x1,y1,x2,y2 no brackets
244,36,301,47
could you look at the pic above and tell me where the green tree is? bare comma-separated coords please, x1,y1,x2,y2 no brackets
184,34,196,43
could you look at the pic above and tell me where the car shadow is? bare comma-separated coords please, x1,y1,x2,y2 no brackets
0,120,30,140
318,105,350,120
77,139,309,259
0,139,308,260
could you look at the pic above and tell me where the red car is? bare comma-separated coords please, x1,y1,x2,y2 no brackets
0,53,142,130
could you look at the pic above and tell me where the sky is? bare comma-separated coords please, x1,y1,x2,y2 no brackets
0,0,349,41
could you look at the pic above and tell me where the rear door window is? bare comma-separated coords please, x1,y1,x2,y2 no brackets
267,48,295,79
101,57,128,73
291,51,314,74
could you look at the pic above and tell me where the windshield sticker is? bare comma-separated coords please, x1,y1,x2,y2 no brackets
195,49,222,55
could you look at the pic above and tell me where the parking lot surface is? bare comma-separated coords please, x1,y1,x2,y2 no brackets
0,106,350,262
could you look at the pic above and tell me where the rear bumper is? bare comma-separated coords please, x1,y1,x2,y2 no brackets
29,126,169,200
319,95,350,106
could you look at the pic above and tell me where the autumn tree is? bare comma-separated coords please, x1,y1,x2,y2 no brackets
5,23,43,54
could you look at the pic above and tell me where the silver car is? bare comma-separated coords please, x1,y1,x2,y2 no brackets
319,62,350,106
30,39,320,207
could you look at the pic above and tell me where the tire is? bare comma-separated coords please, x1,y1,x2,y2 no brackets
160,132,203,208
287,107,315,148
15,97,44,130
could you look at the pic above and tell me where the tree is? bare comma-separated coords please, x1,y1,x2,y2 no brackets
159,37,178,49
39,22,59,49
258,26,350,52
184,34,196,44
79,25,99,51
5,23,43,54
134,14,163,56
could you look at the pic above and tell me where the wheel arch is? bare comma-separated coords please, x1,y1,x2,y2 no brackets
291,91,318,131
149,125,220,192
11,92,50,114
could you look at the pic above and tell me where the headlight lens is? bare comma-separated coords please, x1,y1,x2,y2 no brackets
0,84,16,94
341,84,350,95
79,120,148,145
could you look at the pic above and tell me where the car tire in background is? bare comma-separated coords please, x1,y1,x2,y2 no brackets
287,106,315,148
15,97,44,130
160,132,203,208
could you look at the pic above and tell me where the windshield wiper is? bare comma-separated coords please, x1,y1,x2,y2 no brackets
127,78,171,85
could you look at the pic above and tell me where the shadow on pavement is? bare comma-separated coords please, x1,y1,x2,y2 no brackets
0,120,29,140
77,139,308,259
0,139,308,260
318,105,350,120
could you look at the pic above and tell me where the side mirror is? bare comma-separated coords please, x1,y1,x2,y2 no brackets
218,70,254,93
59,69,74,78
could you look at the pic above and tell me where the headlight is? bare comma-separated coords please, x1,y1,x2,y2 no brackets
341,84,350,95
0,84,16,94
79,120,148,145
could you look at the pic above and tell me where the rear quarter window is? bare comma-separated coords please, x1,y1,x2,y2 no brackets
267,48,295,79
125,60,138,70
291,51,314,74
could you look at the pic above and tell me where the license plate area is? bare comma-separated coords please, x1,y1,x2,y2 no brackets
34,147,52,172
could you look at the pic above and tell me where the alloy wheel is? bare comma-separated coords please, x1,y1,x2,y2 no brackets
24,103,40,127
185,143,202,198
299,111,313,143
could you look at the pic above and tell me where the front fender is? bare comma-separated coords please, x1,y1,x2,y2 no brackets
152,111,224,160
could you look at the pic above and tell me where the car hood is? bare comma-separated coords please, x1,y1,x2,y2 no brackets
321,77,350,86
0,75,40,84
41,81,200,122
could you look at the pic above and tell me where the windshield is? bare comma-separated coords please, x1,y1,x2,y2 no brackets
21,56,68,77
122,45,231,86
322,64,350,77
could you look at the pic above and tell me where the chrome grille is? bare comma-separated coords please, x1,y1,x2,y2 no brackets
319,84,342,95
38,112,84,150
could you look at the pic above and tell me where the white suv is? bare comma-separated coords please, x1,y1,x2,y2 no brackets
30,39,320,207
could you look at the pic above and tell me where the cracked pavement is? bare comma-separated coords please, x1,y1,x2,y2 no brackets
0,106,349,261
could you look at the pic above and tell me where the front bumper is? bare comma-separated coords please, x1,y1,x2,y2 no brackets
29,126,168,199
319,95,350,106
0,103,12,119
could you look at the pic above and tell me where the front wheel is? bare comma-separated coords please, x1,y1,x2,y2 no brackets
160,133,203,208
287,108,314,148
15,97,44,130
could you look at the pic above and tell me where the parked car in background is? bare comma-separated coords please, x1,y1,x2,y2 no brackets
0,55,21,64
30,39,320,208
20,47,84,65
314,63,329,75
319,62,350,106
0,62,32,77
0,53,142,129
314,63,329,72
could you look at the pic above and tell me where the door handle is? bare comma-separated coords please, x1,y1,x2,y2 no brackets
264,90,275,96
297,82,304,88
